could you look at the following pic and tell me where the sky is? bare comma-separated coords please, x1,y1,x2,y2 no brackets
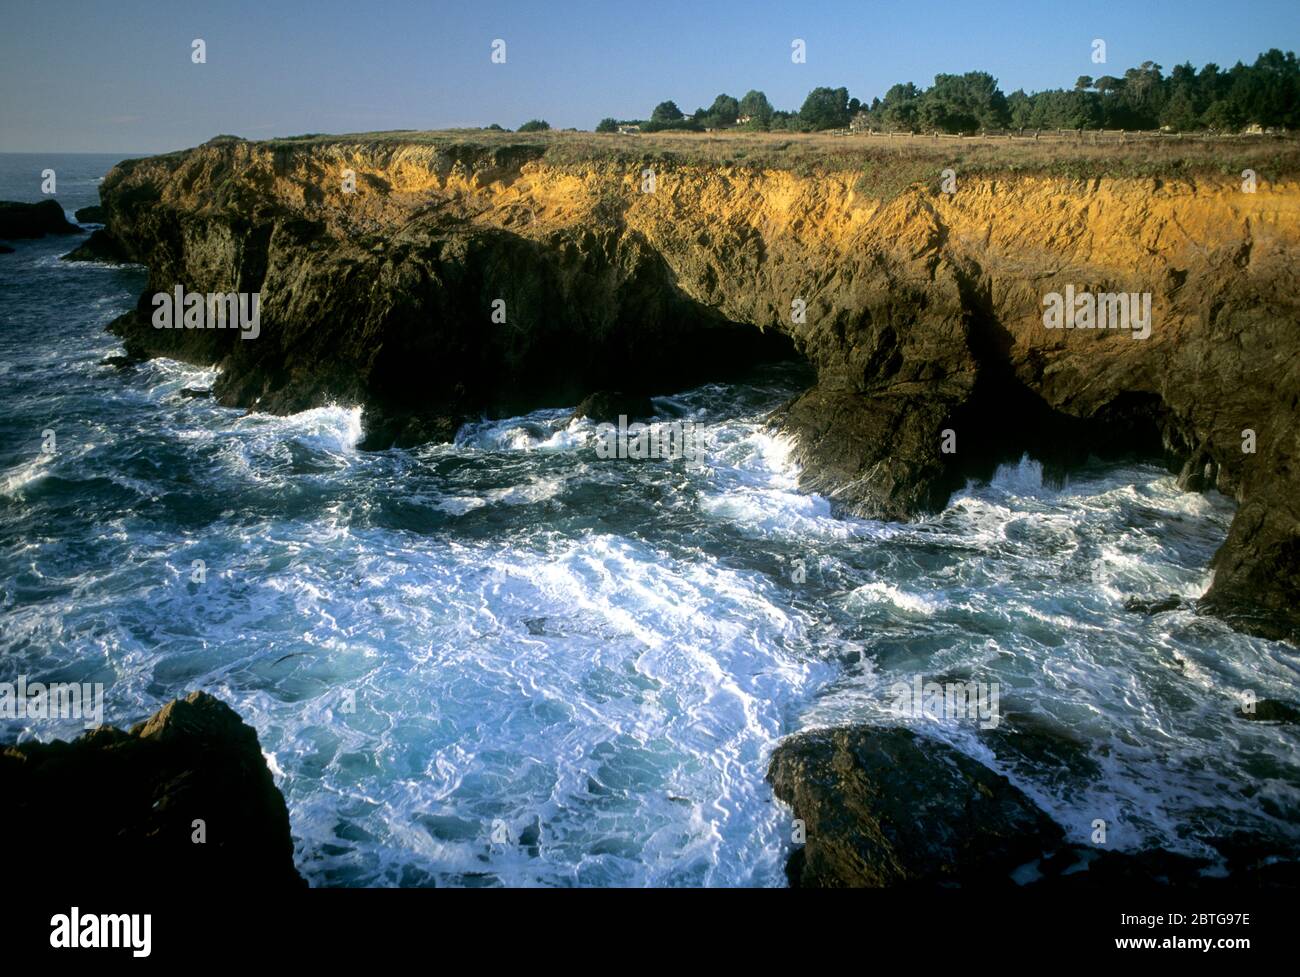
1,0,1297,152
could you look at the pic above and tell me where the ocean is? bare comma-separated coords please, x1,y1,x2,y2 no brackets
1,152,1297,886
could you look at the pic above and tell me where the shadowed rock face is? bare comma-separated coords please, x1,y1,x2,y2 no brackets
92,139,1300,639
0,691,305,889
0,199,83,238
62,228,134,264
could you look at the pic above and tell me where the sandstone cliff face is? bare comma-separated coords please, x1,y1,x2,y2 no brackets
94,139,1300,638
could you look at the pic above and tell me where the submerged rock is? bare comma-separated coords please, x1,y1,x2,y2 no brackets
572,390,655,424
0,691,306,889
1124,594,1183,615
0,198,82,238
1238,698,1300,724
1027,843,1300,888
358,406,465,450
767,726,1064,887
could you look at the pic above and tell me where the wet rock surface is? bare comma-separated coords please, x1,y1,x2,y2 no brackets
90,139,1300,638
767,726,1065,887
1238,698,1300,724
768,724,1300,889
0,691,306,889
572,390,656,423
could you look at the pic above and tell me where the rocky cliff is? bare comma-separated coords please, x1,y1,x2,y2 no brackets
91,134,1300,639
1,691,305,888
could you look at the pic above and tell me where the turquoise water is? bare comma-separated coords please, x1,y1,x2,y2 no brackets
2,153,1297,886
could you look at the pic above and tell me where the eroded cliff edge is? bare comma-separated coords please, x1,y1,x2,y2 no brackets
93,135,1300,639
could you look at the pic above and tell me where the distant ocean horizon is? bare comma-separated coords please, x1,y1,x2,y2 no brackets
0,152,146,211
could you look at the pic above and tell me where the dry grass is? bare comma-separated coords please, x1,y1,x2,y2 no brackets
258,128,1300,198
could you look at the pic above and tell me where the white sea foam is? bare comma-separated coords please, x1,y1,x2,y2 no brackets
0,454,53,496
4,255,1297,887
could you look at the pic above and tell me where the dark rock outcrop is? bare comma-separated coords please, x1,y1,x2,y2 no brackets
75,204,106,223
1238,698,1300,724
62,228,133,263
769,724,1300,888
1124,594,1184,615
0,198,82,238
572,390,656,423
767,726,1065,887
357,406,465,450
0,691,305,889
0,243,13,254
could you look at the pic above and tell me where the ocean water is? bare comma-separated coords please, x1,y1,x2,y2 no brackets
2,153,1297,886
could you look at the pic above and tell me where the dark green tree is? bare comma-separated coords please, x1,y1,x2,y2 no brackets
651,100,684,123
879,82,921,130
918,72,1008,133
1007,89,1033,128
798,86,851,129
739,90,774,125
706,93,740,126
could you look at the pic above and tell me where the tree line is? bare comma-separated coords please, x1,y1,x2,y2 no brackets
593,49,1298,135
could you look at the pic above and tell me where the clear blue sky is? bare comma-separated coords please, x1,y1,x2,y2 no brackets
1,0,1296,152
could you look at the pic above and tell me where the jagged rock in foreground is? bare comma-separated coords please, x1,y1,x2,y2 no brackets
768,725,1300,888
0,691,305,889
0,198,83,238
90,136,1300,638
768,726,1065,887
